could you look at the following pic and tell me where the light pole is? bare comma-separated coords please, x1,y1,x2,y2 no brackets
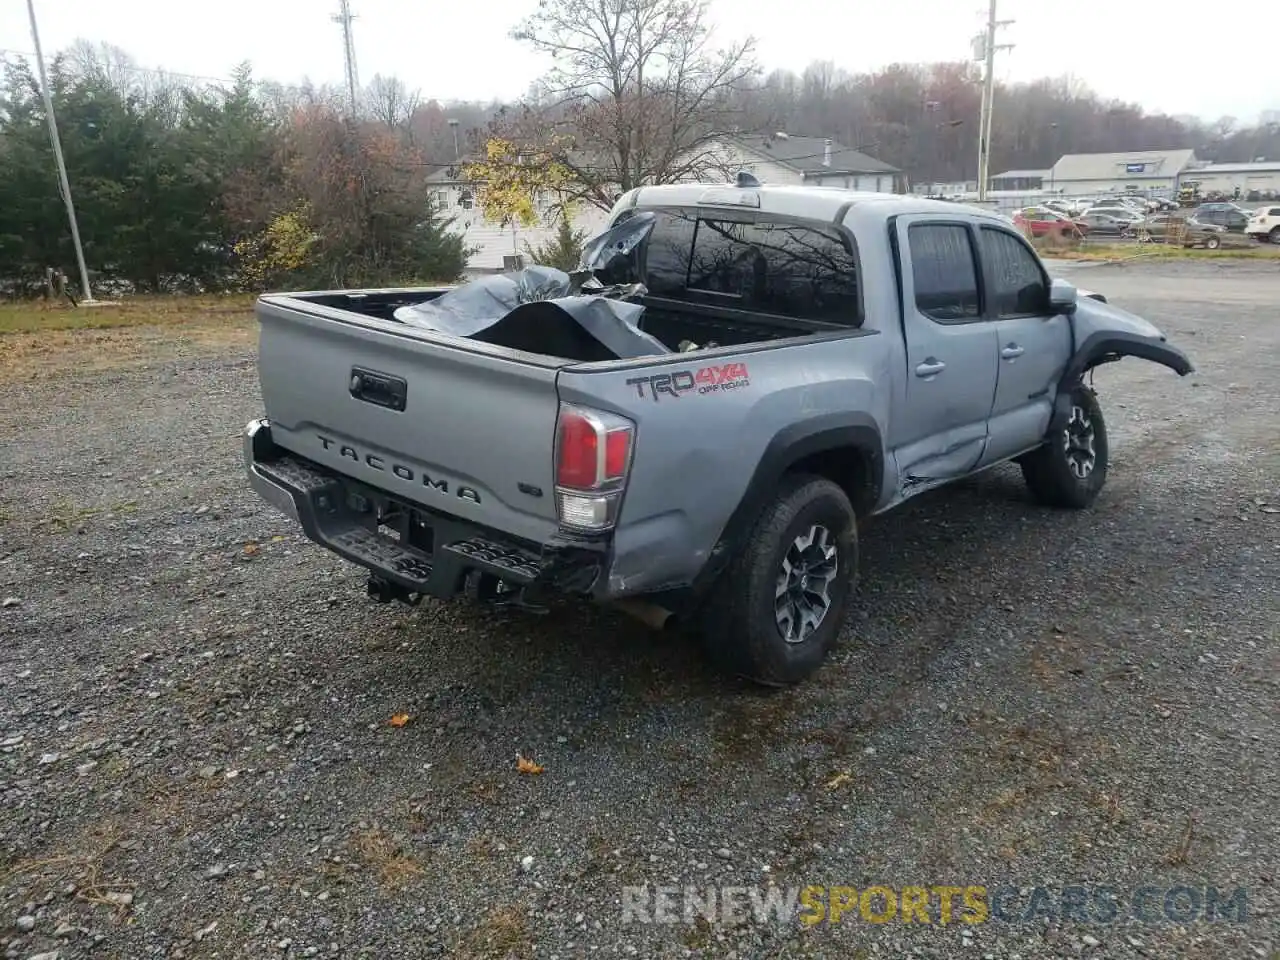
448,118,460,163
26,0,97,304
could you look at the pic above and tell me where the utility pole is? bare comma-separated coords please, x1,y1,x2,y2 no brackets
332,0,360,116
26,0,97,305
974,0,1014,202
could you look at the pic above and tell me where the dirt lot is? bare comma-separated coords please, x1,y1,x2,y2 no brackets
1,261,1277,960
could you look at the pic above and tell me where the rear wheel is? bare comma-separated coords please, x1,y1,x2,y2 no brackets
1203,235,1221,250
1021,385,1109,509
699,475,858,686
1270,227,1280,244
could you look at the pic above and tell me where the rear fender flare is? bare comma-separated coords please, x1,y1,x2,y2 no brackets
1049,331,1194,432
691,412,885,593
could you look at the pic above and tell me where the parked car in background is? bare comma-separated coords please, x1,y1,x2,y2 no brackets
1191,203,1251,232
1013,207,1090,238
1077,211,1134,236
1086,204,1144,224
1091,196,1148,213
1136,214,1227,248
1057,198,1095,216
1245,204,1280,243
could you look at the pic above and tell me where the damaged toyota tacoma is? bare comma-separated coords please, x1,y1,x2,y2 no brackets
244,178,1193,684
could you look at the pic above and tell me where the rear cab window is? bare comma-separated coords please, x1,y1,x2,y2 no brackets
633,210,862,327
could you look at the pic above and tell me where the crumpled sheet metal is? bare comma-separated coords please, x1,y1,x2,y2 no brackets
390,214,668,359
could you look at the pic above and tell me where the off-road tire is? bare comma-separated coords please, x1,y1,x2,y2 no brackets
1021,385,1109,509
699,474,858,686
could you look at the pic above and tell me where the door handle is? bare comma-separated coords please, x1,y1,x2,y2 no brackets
1001,343,1025,360
915,358,946,378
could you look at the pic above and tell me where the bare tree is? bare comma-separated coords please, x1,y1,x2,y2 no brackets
366,73,422,131
492,0,758,211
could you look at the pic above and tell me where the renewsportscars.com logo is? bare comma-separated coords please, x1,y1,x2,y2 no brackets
619,883,1250,927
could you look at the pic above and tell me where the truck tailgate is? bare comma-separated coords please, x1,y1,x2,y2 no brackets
256,297,562,544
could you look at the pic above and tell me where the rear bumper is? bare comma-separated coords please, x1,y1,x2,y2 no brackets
243,418,605,602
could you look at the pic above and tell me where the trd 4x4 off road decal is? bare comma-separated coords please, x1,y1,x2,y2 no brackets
625,362,751,402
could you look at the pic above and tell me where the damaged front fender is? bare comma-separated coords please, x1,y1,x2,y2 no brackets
1049,294,1194,432
1063,292,1195,380
1063,328,1195,383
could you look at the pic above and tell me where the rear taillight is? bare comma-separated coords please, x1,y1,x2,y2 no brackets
555,403,635,531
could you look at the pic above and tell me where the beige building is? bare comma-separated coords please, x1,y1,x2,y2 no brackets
1045,150,1198,196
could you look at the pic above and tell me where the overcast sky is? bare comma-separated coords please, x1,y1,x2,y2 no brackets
3,0,1277,124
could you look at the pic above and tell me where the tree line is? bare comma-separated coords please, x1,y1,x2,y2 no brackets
0,43,471,296
2,7,1277,296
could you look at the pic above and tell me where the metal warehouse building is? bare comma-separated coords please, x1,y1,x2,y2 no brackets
1181,161,1280,196
1045,149,1198,196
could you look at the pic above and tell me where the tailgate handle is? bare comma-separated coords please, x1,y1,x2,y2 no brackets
349,367,407,412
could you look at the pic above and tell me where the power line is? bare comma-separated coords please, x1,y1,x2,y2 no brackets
410,141,894,175
0,47,233,86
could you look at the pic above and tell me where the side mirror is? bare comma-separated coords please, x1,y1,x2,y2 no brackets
1048,277,1078,315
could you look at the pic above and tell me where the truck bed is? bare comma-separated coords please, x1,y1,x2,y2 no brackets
285,287,848,357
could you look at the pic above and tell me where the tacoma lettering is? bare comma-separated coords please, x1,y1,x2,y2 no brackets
316,435,481,503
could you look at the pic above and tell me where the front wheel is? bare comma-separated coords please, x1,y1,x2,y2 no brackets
699,474,858,686
1203,235,1221,249
1020,386,1109,509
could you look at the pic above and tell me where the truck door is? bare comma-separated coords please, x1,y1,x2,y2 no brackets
891,217,999,485
974,225,1073,466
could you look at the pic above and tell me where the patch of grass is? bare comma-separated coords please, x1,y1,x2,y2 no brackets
457,906,533,960
34,498,139,533
1048,241,1280,262
351,828,426,889
710,691,802,765
0,294,256,335
0,824,134,920
1165,813,1197,867
0,294,257,383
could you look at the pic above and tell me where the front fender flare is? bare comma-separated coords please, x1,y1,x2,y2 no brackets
1050,331,1194,432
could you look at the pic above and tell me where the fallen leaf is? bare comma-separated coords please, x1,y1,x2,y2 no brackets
516,754,545,775
272,535,287,542
825,770,853,790
243,542,259,555
388,713,411,728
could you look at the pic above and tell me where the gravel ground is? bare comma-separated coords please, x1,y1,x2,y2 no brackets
1,261,1277,960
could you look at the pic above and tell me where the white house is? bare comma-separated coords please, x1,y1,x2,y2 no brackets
425,162,612,272
707,133,904,194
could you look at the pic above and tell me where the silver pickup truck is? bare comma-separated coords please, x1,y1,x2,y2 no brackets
244,179,1192,685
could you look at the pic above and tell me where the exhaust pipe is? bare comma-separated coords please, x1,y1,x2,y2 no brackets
612,598,678,631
